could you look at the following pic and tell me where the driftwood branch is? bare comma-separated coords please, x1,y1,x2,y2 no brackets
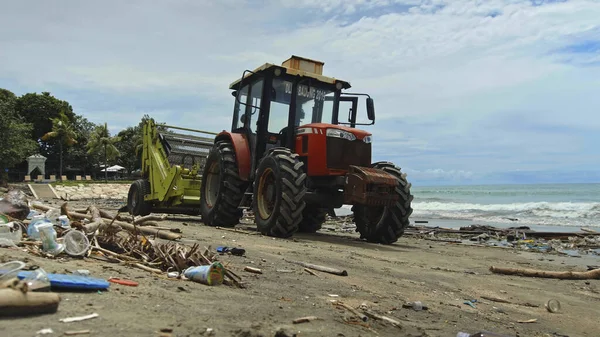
490,266,600,280
83,206,104,234
32,203,181,240
285,259,348,276
135,214,167,224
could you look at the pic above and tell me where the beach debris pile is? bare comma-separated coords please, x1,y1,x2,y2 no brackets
0,189,245,295
406,223,600,257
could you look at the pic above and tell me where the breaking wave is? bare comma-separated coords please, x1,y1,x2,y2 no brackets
412,201,600,227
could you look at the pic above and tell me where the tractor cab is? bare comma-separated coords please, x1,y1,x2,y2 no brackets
228,56,376,178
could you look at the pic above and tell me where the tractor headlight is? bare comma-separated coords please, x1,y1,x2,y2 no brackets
362,136,372,144
326,128,356,141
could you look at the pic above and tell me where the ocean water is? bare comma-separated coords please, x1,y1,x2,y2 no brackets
410,183,600,229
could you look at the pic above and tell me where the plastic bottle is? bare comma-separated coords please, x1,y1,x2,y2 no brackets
57,215,70,228
45,208,61,226
37,223,65,256
27,215,51,240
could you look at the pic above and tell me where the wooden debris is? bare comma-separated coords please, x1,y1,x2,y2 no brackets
285,259,348,276
304,268,320,277
517,318,538,324
64,330,91,336
0,282,60,316
333,301,368,322
293,316,319,324
480,295,511,304
32,203,181,240
244,266,262,274
59,313,99,323
490,266,600,280
363,309,402,329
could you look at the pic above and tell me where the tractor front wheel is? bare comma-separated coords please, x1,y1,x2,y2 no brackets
127,179,152,216
298,207,327,233
200,140,248,227
352,162,413,244
253,148,307,238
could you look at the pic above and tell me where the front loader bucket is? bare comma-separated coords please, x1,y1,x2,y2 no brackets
343,165,399,206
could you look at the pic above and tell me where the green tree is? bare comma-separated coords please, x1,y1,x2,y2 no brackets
15,92,75,142
15,92,76,176
41,111,78,179
87,123,121,182
0,89,37,184
0,88,17,104
116,125,142,174
66,115,98,177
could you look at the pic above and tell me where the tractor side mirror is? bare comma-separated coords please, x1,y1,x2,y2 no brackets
231,90,238,97
366,98,375,121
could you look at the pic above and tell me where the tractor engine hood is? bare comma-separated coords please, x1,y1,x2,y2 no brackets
297,123,372,142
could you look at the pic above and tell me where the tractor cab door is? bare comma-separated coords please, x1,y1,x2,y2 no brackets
337,96,358,128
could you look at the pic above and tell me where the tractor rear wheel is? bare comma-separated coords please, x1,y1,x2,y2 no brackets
352,162,413,244
127,179,152,216
253,148,307,238
200,140,248,227
298,207,327,233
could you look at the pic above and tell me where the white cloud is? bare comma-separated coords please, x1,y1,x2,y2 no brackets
1,0,599,184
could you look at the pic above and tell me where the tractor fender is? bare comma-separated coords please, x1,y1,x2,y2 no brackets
214,131,251,181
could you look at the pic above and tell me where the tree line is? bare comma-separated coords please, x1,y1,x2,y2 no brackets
0,88,146,184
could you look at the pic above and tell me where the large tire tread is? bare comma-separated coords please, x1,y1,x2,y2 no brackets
200,141,248,227
128,179,152,216
352,161,413,244
254,148,307,238
298,207,327,233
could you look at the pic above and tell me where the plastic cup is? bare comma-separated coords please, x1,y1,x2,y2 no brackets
0,261,26,281
546,299,561,313
63,230,90,256
183,262,224,286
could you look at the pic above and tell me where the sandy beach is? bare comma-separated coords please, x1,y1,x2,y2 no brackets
2,198,599,337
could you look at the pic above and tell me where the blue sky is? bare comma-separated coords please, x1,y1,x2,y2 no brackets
1,0,599,186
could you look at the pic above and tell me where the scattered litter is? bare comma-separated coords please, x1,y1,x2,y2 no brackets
332,300,368,322
216,246,245,256
293,316,319,324
35,328,53,335
64,330,91,336
285,259,348,276
59,313,99,323
546,299,561,313
463,300,477,309
517,318,538,324
183,262,225,286
304,268,319,277
108,278,139,287
328,294,339,298
403,301,427,311
244,266,262,274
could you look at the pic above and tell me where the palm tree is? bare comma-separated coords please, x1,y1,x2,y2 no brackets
87,123,121,182
41,111,77,180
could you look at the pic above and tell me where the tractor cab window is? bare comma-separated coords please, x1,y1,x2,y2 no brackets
232,79,263,132
268,78,335,133
232,85,248,130
268,78,291,133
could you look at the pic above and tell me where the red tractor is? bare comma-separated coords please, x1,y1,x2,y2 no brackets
200,56,413,244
